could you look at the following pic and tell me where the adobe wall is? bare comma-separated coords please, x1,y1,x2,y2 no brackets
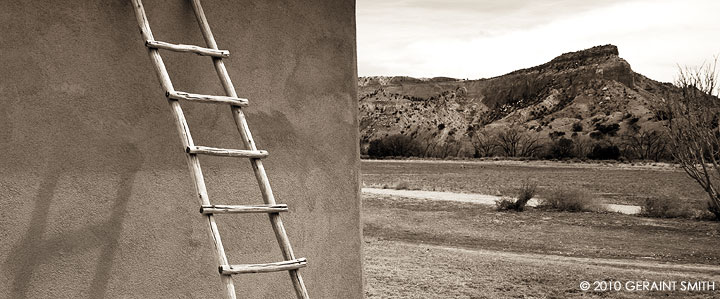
0,0,361,298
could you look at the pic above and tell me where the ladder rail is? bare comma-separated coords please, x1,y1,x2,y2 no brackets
129,1,237,298
188,1,309,298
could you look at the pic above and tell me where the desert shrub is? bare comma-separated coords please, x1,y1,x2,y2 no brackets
572,136,593,158
588,142,621,160
589,131,604,139
641,196,697,219
594,123,620,136
655,109,671,121
496,180,537,212
516,180,538,208
708,203,720,220
367,134,422,158
541,187,598,212
547,137,575,159
549,131,566,140
394,181,411,190
572,122,583,132
495,197,519,211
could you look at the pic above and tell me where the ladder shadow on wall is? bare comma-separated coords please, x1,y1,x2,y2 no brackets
3,142,143,298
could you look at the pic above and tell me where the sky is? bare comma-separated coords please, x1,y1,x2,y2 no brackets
356,0,720,83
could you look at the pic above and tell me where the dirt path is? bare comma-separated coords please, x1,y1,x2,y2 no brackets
362,187,642,214
382,239,720,279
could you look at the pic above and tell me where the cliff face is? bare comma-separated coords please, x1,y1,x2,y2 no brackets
359,45,681,156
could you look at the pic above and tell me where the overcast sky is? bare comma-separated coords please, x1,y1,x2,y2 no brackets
357,0,720,83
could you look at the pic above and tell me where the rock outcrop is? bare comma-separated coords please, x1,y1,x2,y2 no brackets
359,45,682,156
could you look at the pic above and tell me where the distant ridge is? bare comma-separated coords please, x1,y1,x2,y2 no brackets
358,76,462,87
358,44,682,157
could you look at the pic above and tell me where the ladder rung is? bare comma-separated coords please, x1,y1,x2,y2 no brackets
187,146,269,158
146,40,230,58
220,258,307,275
167,91,248,106
201,204,288,214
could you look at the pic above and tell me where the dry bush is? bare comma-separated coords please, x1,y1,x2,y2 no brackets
394,181,411,190
496,180,537,212
641,196,697,219
572,135,593,158
541,187,598,212
495,197,519,211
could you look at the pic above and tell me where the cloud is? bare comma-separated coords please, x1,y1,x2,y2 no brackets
357,0,720,83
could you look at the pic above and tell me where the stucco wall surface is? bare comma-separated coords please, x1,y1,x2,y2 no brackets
0,0,361,298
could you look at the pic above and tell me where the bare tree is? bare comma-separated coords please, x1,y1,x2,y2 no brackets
518,133,543,158
621,129,669,161
495,128,523,157
436,139,461,158
470,128,497,157
667,56,720,218
415,132,439,158
495,128,542,157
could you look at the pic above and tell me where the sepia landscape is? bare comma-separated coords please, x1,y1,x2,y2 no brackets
359,45,720,298
3,1,720,298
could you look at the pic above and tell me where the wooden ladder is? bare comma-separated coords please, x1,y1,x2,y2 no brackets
129,1,309,298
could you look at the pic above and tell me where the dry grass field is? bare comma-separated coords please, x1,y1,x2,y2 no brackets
362,160,720,298
362,159,708,206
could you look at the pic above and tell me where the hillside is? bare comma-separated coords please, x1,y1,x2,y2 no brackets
359,45,683,158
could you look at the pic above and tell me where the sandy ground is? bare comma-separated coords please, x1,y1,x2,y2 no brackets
407,241,720,277
365,239,720,299
369,238,720,281
363,193,720,298
362,187,642,214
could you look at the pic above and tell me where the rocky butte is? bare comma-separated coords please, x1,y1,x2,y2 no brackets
359,45,683,157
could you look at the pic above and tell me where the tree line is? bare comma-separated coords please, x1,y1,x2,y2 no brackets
365,127,671,162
